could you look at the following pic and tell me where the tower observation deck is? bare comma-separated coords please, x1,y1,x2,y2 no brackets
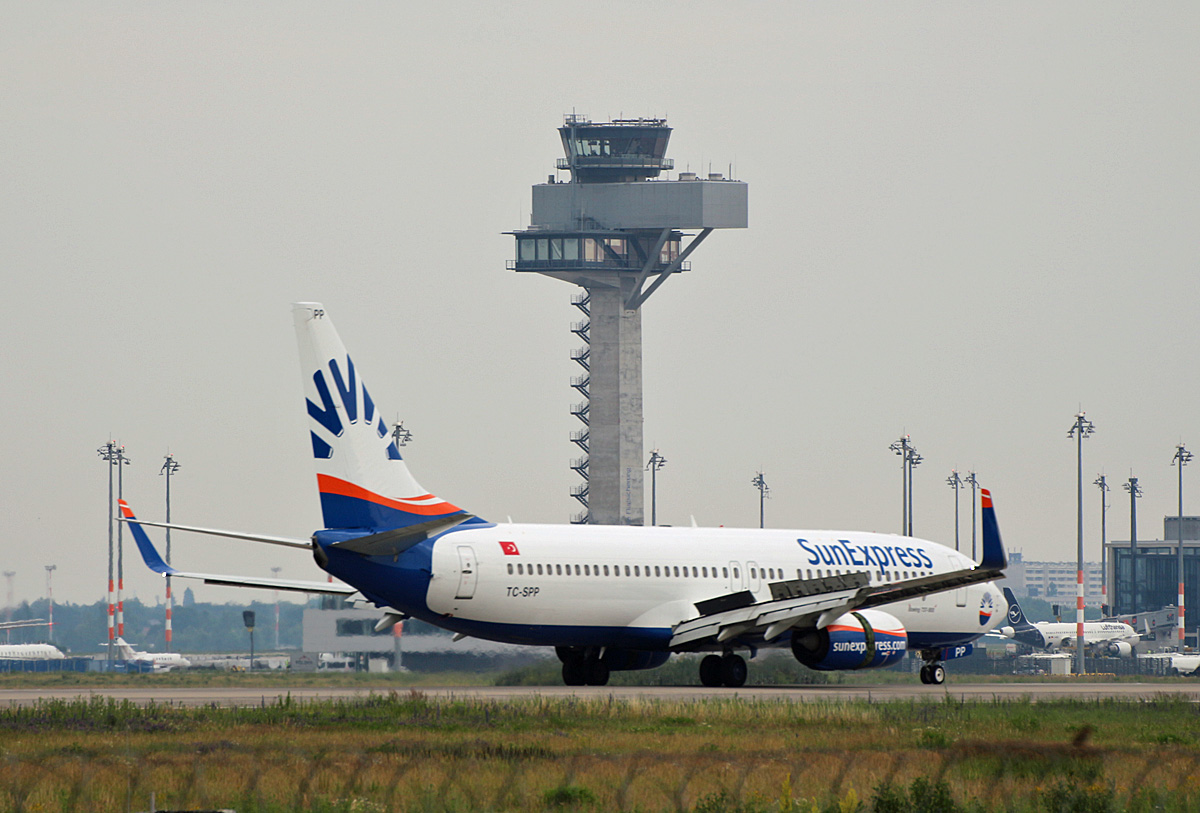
508,115,747,525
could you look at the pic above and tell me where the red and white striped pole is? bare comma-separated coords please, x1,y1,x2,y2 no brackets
162,453,180,650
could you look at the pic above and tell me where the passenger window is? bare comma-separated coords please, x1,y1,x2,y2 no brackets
603,565,609,576
556,564,562,575
507,563,513,575
702,567,708,578
750,568,757,579
733,568,740,579
537,564,543,575
692,567,698,578
574,565,581,575
517,563,524,575
634,565,640,576
722,567,728,578
655,566,661,577
584,565,590,576
673,566,680,577
624,565,631,576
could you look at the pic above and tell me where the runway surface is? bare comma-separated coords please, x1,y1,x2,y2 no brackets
2,682,1199,707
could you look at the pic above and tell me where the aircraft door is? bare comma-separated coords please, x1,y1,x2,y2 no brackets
455,546,478,600
746,561,762,594
728,561,742,592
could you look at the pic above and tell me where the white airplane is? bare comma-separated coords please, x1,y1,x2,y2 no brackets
0,643,64,660
998,588,1139,656
114,637,192,672
122,302,1010,687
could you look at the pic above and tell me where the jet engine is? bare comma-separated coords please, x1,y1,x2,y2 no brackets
1105,640,1133,657
790,609,907,671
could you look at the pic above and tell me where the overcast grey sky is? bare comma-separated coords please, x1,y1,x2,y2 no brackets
3,4,1198,609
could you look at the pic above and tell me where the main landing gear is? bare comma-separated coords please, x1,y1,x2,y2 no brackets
918,651,946,685
698,653,747,688
557,647,610,686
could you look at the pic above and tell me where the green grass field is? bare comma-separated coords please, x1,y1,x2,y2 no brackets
2,690,1199,812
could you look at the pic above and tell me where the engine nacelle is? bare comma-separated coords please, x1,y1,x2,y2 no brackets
1105,640,1133,658
790,610,908,671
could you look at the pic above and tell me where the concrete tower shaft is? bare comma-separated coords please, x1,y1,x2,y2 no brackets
509,115,747,526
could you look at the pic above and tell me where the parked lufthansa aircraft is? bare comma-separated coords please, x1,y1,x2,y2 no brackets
123,303,1010,686
999,588,1139,656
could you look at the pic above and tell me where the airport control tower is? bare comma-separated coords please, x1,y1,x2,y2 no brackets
509,115,747,525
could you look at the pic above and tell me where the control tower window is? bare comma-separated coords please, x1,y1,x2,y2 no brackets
584,238,603,262
536,239,549,260
659,241,679,263
563,238,579,261
519,238,535,262
550,239,563,261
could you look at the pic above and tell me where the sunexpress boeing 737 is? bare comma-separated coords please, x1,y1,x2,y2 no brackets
123,302,1010,686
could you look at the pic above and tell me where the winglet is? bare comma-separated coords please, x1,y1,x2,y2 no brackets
978,488,1007,571
118,499,177,576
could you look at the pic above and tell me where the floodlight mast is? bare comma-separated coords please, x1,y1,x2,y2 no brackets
751,472,770,529
161,453,181,651
1068,411,1095,675
97,440,119,664
946,471,963,552
1094,474,1110,611
963,472,980,559
1172,443,1193,647
1123,475,1143,615
2,571,13,643
646,450,666,527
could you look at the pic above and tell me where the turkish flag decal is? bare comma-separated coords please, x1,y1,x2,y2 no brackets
499,541,520,555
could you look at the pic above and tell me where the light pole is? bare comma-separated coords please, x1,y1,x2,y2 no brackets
646,450,666,527
964,472,980,559
1124,476,1143,615
1173,444,1192,648
3,571,13,643
44,565,56,644
271,566,282,650
1068,411,1095,675
1094,474,1110,613
98,441,119,663
751,472,769,529
947,471,963,552
161,453,181,651
114,445,131,639
889,437,911,535
906,447,923,537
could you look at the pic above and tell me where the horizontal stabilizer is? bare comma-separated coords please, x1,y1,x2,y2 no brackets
330,514,476,556
116,517,310,549
119,499,356,596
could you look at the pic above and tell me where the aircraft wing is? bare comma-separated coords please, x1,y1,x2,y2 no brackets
670,564,1001,649
120,500,357,597
671,488,1008,650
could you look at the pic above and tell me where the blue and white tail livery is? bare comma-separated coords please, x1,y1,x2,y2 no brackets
294,302,468,531
125,302,1011,687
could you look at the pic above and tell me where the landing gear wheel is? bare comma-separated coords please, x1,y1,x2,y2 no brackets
919,665,931,684
929,664,946,685
562,658,587,686
699,655,724,687
584,658,610,686
720,654,747,688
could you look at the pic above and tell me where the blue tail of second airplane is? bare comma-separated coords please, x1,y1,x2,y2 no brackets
293,303,472,532
1002,587,1033,630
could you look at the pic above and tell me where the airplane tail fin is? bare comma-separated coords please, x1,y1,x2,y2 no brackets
293,303,470,531
978,489,1007,571
114,637,137,660
1001,587,1034,630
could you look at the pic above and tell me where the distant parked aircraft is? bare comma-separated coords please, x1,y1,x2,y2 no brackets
0,643,64,660
999,588,1139,656
114,637,192,672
